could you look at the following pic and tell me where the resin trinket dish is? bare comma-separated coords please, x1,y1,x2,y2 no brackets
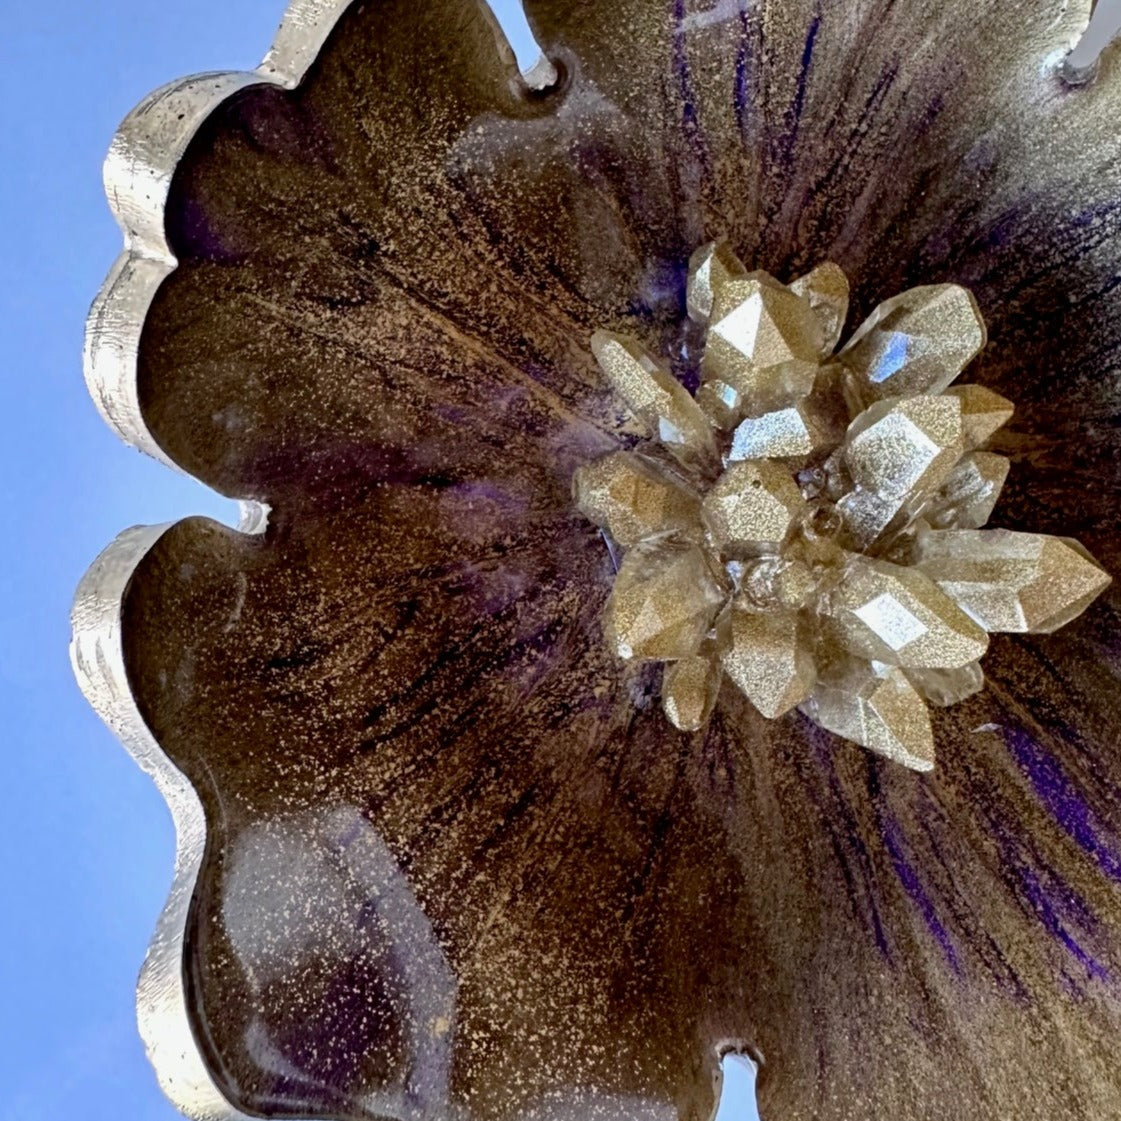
73,2,1121,1120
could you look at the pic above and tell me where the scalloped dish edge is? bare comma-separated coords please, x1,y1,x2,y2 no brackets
72,4,361,1117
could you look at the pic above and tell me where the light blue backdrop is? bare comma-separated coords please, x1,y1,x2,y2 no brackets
2,0,1117,1118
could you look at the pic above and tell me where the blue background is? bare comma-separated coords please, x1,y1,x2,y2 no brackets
1,1,1116,1117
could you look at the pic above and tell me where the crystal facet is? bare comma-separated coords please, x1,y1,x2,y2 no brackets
740,556,816,611
591,331,719,472
790,262,850,355
945,384,1015,448
923,451,1009,530
573,451,702,547
801,660,935,772
844,396,964,501
577,250,1109,767
841,284,986,407
603,538,726,661
915,528,1112,633
825,556,989,668
702,461,806,554
686,241,748,325
662,644,723,731
728,401,836,464
702,271,825,414
838,395,964,546
720,605,816,719
906,662,985,707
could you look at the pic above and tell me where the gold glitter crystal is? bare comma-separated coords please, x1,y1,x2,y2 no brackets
591,330,719,472
719,604,816,719
577,245,1110,768
573,451,702,547
703,271,824,414
790,262,850,355
603,537,725,661
825,556,990,669
728,402,832,464
662,643,723,732
915,528,1112,633
945,384,1015,448
686,240,747,325
801,660,935,772
702,461,806,555
838,395,964,547
841,284,987,408
923,451,1009,530
906,662,985,708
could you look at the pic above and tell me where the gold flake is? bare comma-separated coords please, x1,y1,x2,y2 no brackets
573,451,702,547
915,528,1111,633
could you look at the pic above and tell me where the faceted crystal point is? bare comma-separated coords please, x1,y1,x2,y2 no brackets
906,662,985,707
837,394,964,547
923,451,1009,530
687,241,748,324
728,401,834,464
790,262,850,355
695,377,746,431
702,271,825,413
702,461,806,554
573,452,702,547
825,555,989,668
720,604,816,719
945,384,1014,448
662,644,723,731
801,660,935,771
841,284,986,407
604,538,726,661
844,395,964,501
915,528,1112,633
591,331,719,472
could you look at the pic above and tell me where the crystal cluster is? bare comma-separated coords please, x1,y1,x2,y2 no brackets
575,244,1111,771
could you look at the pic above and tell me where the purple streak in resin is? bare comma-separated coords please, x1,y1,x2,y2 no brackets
1007,727,1121,886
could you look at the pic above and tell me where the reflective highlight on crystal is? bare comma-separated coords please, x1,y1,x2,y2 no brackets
841,284,987,407
577,246,1110,769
